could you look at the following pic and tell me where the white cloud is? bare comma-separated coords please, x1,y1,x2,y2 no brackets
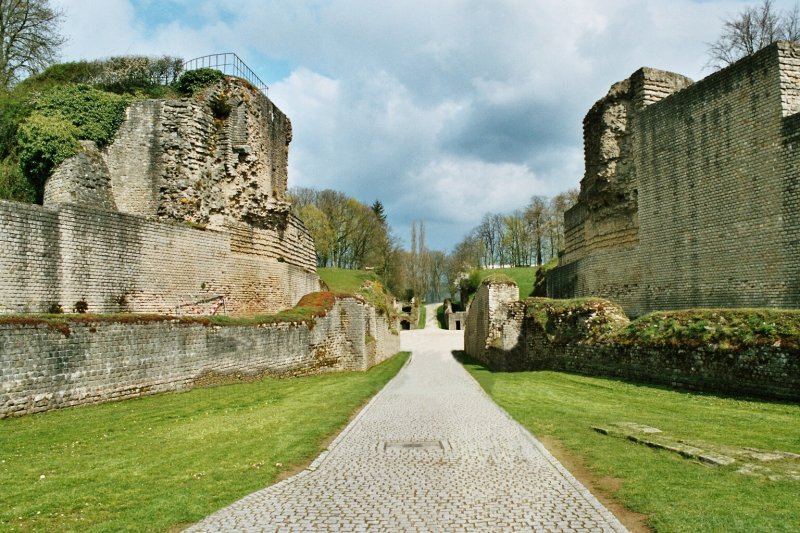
51,0,798,249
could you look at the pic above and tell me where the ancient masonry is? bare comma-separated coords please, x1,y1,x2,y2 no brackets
1,296,399,417
548,41,800,317
0,76,400,417
465,278,799,401
3,77,318,316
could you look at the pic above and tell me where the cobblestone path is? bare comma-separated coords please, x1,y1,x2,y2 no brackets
187,305,628,532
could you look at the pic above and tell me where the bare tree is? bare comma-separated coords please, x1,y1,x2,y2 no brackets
0,0,66,87
707,0,800,69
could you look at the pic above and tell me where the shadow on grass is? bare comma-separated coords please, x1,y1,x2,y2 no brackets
450,349,796,406
452,350,496,393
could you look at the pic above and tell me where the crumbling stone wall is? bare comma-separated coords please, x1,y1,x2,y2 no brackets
466,279,800,401
43,141,116,211
6,76,318,316
550,42,800,316
98,78,292,229
0,200,318,315
464,279,524,362
0,296,400,418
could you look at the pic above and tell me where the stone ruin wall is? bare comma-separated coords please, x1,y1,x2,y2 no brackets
0,75,403,418
0,200,318,315
464,280,523,361
0,296,401,418
5,77,319,316
465,279,800,401
549,42,800,316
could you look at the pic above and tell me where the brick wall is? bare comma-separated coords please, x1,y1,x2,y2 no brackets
0,200,319,315
549,41,800,316
467,279,800,401
0,296,400,418
464,279,523,361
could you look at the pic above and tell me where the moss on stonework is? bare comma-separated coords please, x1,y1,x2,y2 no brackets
0,291,349,337
481,273,516,285
520,297,800,352
613,308,800,350
523,297,628,344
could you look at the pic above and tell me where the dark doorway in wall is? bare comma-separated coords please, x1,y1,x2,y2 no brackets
402,306,412,313
455,320,461,331
401,320,411,330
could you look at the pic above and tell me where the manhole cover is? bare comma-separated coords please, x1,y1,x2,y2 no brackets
383,440,443,451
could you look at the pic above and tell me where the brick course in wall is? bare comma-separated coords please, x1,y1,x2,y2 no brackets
466,280,800,401
0,296,400,418
0,200,319,315
549,42,800,316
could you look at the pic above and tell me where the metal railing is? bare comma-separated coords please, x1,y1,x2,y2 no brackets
181,53,268,95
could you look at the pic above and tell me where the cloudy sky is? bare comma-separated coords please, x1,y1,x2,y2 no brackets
52,0,792,250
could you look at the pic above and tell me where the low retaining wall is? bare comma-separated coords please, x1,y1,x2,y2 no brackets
1,295,400,417
465,279,800,401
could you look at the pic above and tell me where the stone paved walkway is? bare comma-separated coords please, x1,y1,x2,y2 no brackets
186,304,628,532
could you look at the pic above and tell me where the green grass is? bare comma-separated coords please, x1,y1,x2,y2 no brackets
461,359,800,532
474,267,537,295
418,304,427,328
0,352,409,532
317,268,398,325
318,267,379,294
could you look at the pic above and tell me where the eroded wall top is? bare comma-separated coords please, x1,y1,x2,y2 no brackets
46,77,294,231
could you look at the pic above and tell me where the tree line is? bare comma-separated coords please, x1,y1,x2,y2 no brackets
291,186,578,303
448,189,578,274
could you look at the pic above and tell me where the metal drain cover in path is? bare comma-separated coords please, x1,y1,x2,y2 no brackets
383,440,443,451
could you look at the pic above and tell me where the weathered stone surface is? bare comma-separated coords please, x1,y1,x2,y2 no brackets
466,279,800,401
9,77,317,316
0,200,318,315
0,296,400,418
550,41,800,316
43,141,116,211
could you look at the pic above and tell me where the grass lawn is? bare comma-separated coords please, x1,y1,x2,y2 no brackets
474,266,537,295
418,304,427,328
318,267,379,294
461,359,800,532
0,353,409,533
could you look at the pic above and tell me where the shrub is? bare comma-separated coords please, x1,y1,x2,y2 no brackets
0,89,34,159
20,56,184,97
17,61,103,92
74,300,89,314
92,55,183,95
175,68,224,95
34,84,129,146
524,297,628,344
17,113,80,195
0,157,36,202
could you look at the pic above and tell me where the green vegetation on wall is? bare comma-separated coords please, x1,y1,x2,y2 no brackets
613,308,800,350
524,296,800,351
34,84,130,146
0,56,209,204
16,113,80,197
175,68,224,95
14,84,130,201
318,267,399,325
